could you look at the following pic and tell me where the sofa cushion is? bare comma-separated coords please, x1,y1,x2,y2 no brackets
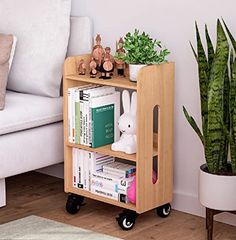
0,0,71,98
0,91,63,136
0,34,16,110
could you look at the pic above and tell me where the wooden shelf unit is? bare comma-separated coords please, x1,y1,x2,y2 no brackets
63,54,174,214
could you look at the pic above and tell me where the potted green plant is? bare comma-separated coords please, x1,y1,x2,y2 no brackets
183,19,236,218
116,29,170,82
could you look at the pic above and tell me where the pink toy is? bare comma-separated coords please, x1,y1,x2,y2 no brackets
127,171,157,204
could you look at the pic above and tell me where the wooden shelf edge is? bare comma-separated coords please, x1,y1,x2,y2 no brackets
66,187,136,211
65,74,137,90
66,142,137,162
66,143,158,162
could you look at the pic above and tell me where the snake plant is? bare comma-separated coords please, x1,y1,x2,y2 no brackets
183,19,236,175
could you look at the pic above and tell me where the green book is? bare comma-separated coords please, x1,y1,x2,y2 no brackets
92,104,114,148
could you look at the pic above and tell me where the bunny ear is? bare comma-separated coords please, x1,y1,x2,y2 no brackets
122,90,130,113
131,91,137,115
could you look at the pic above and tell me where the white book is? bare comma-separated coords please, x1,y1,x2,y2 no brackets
83,150,90,191
95,154,112,163
76,149,81,187
77,149,84,189
72,148,77,188
90,176,132,195
88,152,114,191
91,186,119,201
90,91,121,146
92,171,134,186
103,162,136,178
79,86,97,145
92,171,124,183
91,176,118,192
103,169,129,178
71,88,76,143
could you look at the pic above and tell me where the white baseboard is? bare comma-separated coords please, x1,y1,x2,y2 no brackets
172,191,236,226
0,178,6,207
37,163,64,179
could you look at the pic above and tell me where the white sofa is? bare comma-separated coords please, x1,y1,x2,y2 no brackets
0,2,93,207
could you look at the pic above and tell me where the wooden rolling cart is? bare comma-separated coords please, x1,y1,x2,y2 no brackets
63,54,174,230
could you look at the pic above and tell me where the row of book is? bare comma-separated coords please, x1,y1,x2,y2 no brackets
68,85,120,148
72,148,136,203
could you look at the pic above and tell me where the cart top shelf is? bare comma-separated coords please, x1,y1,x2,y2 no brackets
66,74,137,90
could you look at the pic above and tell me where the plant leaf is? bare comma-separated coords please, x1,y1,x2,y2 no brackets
206,19,229,173
183,106,204,145
222,18,236,53
195,22,209,138
219,66,230,169
189,41,198,61
205,24,214,71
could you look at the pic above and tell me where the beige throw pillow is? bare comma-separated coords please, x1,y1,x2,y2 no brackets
0,34,15,110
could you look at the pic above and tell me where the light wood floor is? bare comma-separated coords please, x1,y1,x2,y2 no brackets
0,172,236,240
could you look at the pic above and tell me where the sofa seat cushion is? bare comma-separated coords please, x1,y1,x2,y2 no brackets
0,91,63,136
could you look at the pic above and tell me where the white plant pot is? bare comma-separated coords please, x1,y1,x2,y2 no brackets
129,64,147,82
199,164,236,211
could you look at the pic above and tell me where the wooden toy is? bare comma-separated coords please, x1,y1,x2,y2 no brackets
100,47,114,79
91,34,104,70
89,57,97,78
115,38,126,76
77,59,86,75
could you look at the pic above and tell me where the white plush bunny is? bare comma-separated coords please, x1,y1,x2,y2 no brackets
111,90,137,154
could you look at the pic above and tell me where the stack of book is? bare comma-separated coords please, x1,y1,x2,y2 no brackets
72,148,136,203
68,85,120,148
91,164,135,203
72,148,114,191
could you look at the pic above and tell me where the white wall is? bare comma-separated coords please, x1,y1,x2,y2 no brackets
71,0,236,225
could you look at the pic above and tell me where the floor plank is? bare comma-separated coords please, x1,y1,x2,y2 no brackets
0,172,236,240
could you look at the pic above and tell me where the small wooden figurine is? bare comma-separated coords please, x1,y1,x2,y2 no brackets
115,38,126,76
89,57,97,78
100,47,114,79
78,59,86,75
91,34,104,70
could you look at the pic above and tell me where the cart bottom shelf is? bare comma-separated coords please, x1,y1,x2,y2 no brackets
65,187,136,211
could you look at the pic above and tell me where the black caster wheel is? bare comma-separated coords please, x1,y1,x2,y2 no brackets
116,210,138,231
65,194,84,214
156,203,171,218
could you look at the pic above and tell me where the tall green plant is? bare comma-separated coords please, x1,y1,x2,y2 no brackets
183,19,236,175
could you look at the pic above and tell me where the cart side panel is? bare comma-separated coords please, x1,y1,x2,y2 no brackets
136,63,174,213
